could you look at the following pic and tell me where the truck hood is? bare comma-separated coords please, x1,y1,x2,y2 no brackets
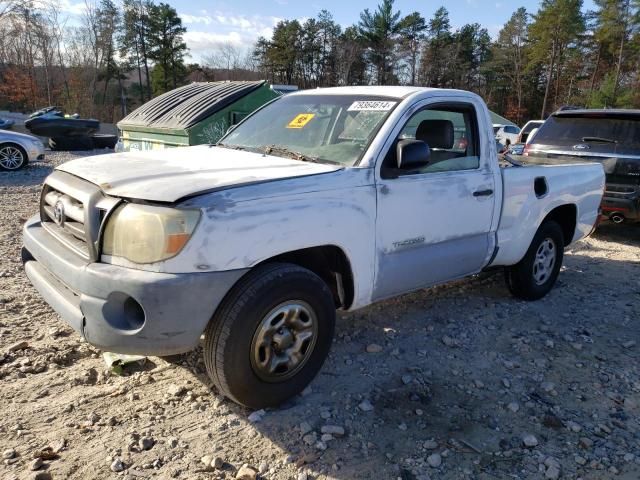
56,145,342,202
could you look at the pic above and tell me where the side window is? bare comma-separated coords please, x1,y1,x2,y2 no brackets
382,103,480,176
505,125,519,134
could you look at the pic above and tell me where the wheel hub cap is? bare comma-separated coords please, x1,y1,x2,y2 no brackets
0,146,24,170
533,238,556,286
251,301,318,382
272,328,295,350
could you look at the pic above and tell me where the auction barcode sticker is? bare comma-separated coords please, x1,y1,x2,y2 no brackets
348,101,396,111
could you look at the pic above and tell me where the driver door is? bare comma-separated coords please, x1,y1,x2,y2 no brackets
373,100,497,300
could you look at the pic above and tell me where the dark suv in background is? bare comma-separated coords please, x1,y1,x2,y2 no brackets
525,109,640,224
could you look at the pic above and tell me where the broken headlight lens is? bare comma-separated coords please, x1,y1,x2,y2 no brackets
102,204,201,264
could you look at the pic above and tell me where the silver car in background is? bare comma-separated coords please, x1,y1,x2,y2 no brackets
0,130,45,171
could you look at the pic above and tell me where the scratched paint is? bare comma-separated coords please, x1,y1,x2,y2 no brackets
56,145,342,203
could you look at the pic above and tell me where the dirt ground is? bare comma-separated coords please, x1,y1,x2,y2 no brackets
1,151,639,480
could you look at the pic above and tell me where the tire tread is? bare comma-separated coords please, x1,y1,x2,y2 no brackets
204,263,330,405
505,220,564,301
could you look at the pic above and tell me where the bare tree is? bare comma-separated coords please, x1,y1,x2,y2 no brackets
203,42,242,80
0,0,23,21
44,2,71,106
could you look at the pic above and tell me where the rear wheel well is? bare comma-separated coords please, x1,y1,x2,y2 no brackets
543,204,577,246
257,246,354,309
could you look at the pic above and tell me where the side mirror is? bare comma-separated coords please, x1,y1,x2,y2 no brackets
397,139,430,170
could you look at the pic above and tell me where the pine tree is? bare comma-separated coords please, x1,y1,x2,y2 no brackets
419,7,453,87
398,12,427,85
120,0,149,103
357,0,403,84
491,8,529,122
589,0,635,106
146,2,187,94
95,0,120,107
528,0,585,117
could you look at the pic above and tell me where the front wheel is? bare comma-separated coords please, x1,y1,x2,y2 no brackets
0,143,28,171
203,263,336,408
505,220,564,300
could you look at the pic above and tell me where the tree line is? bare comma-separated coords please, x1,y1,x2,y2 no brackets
0,0,188,121
0,0,638,124
253,0,640,122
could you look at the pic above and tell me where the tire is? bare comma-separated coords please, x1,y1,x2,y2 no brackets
0,143,28,171
505,220,564,301
49,136,94,151
204,263,336,408
91,134,118,149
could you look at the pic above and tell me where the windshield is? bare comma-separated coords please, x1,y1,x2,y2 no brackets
220,94,399,166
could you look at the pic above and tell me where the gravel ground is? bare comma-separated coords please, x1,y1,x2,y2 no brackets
1,151,640,480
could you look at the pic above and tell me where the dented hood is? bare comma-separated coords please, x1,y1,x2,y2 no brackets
56,145,341,202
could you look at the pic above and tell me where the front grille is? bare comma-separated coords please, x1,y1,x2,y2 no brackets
39,170,120,261
41,185,90,258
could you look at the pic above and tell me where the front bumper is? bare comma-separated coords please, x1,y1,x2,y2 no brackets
27,141,45,162
22,214,248,356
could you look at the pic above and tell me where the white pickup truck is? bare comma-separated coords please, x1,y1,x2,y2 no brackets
23,87,604,408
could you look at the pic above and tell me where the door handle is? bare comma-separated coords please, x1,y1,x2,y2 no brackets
473,189,494,197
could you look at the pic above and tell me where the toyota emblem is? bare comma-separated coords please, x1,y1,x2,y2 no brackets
53,200,65,226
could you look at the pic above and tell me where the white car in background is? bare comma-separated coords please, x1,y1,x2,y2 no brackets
493,124,521,146
0,130,45,171
508,121,545,156
517,120,545,144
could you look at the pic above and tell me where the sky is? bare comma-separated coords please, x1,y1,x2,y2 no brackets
58,0,596,62
175,0,597,61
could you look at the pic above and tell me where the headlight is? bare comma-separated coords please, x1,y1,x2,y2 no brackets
102,204,200,264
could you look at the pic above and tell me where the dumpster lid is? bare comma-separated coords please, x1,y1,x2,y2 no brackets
118,81,266,130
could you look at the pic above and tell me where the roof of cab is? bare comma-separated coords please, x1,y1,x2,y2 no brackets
288,85,439,98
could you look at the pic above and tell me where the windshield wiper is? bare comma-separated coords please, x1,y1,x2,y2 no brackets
262,144,340,165
582,136,617,144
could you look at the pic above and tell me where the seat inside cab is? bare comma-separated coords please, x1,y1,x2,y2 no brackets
382,105,480,176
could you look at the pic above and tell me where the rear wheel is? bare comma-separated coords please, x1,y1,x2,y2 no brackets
203,263,336,408
505,220,564,300
0,143,28,171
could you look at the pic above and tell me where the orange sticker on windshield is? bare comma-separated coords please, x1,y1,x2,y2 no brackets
287,113,315,129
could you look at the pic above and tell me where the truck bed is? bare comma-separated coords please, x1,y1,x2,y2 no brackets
490,161,605,267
